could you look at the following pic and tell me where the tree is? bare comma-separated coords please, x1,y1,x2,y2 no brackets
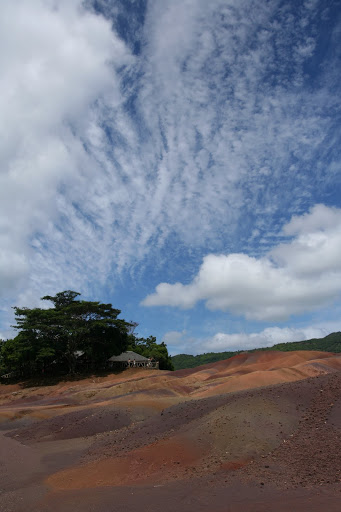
42,290,80,308
128,335,174,370
8,290,131,376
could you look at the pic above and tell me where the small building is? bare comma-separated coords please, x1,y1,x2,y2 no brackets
107,350,159,369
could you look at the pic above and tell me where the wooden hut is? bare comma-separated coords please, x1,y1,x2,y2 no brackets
107,350,159,369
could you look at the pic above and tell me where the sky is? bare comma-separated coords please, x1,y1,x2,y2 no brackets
1,0,341,355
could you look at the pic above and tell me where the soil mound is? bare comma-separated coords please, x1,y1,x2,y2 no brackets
47,371,330,491
6,404,132,442
240,372,341,489
1,350,341,511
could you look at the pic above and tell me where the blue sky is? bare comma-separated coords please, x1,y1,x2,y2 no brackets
1,0,341,355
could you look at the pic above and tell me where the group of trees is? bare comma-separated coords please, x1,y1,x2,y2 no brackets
128,334,173,371
3,290,340,376
0,290,173,378
172,351,239,370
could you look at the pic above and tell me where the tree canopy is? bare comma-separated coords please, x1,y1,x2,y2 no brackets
0,291,173,378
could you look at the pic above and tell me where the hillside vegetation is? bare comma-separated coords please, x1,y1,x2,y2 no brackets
171,332,341,370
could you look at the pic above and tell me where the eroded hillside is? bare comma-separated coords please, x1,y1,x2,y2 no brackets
1,350,340,512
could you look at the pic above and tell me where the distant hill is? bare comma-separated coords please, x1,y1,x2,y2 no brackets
171,332,341,370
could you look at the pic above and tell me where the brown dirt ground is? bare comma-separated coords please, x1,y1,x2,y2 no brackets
0,350,340,511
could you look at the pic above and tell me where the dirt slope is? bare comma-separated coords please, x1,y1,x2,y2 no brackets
0,350,340,512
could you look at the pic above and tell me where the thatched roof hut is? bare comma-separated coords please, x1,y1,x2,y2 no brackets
108,350,148,362
108,351,158,369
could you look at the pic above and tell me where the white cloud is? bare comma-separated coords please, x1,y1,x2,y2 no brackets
271,205,341,277
163,330,187,346
166,323,341,355
0,0,131,302
143,205,341,321
197,324,338,353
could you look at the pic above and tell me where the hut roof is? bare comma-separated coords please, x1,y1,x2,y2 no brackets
108,350,149,362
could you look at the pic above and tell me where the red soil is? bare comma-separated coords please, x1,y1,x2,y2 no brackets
47,435,204,489
0,350,340,511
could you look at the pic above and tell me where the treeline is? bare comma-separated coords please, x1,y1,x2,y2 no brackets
261,332,341,354
171,351,239,370
171,332,341,370
0,290,173,379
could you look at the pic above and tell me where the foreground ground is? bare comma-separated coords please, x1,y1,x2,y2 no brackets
0,350,340,511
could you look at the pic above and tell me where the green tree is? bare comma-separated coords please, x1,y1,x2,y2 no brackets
8,290,131,376
0,336,28,376
129,335,174,370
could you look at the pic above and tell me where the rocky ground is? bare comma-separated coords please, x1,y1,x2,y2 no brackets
0,350,340,511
